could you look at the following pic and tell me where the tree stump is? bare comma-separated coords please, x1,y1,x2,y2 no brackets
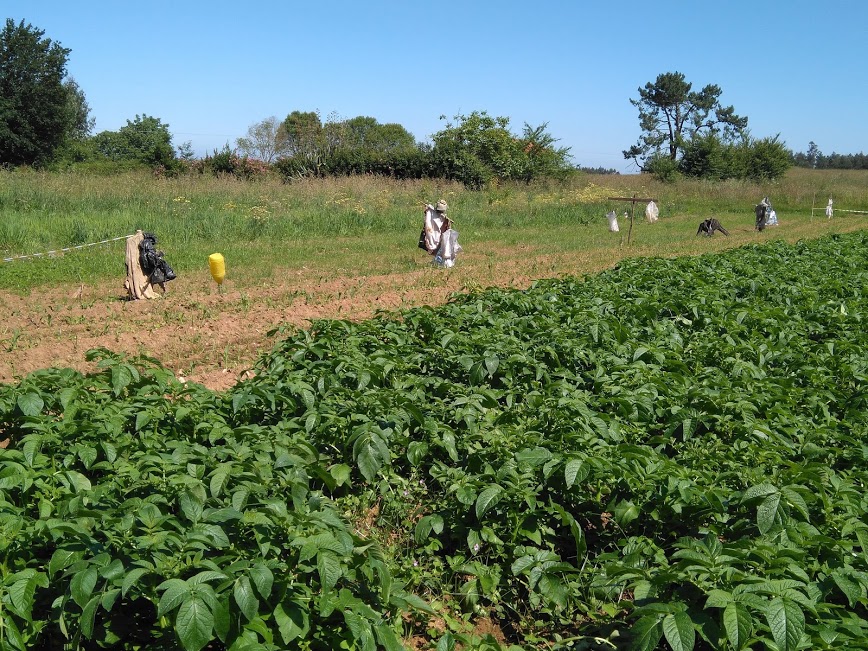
124,230,158,300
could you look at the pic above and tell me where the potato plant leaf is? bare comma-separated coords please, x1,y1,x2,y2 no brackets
662,611,695,651
766,597,805,651
175,595,214,651
475,484,504,520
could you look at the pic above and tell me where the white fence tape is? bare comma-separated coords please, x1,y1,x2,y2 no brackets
2,234,134,263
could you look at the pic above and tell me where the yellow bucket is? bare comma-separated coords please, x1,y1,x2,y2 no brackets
208,253,225,285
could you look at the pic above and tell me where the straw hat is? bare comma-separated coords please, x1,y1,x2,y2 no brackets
435,199,448,213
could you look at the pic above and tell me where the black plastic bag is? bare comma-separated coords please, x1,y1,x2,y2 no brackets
139,232,177,284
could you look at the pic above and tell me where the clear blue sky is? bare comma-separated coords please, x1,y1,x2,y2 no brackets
5,0,867,172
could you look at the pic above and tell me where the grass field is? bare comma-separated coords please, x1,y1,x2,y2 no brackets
1,167,866,291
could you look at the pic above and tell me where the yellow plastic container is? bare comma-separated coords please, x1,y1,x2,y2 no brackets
208,253,225,285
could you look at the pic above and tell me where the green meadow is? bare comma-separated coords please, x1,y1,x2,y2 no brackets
1,167,866,292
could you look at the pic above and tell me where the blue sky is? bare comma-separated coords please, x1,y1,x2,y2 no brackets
5,0,867,172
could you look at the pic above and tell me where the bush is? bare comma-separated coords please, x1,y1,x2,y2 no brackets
196,146,271,180
647,154,680,183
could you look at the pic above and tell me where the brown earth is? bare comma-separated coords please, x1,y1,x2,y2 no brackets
1,245,587,392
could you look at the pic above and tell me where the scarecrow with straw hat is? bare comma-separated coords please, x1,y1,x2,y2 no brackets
420,199,462,267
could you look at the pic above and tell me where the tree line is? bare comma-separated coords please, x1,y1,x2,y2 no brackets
791,141,868,170
1,19,862,186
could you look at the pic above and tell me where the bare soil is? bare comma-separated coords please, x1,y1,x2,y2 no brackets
1,246,588,391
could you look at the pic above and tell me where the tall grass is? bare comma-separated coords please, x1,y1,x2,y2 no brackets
1,167,866,291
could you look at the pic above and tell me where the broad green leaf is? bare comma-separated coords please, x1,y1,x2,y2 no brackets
437,631,456,651
158,578,190,617
662,611,695,651
16,392,43,416
111,364,135,396
456,484,476,505
831,571,861,608
317,551,342,590
354,432,386,482
249,564,274,600
212,598,230,643
406,441,428,466
514,447,552,468
613,500,640,526
180,490,204,523
234,575,259,621
203,507,242,523
632,580,653,602
101,588,121,611
77,446,98,469
2,615,25,650
122,568,150,597
704,589,732,609
564,458,587,489
723,602,752,650
441,431,458,462
209,464,232,497
475,484,504,519
80,594,100,639
188,570,228,585
631,615,663,651
780,486,810,521
70,566,98,608
855,528,868,562
757,492,782,534
374,622,405,651
511,554,535,575
49,549,83,577
329,463,351,486
766,597,804,651
135,410,152,432
8,573,44,620
64,470,92,493
343,608,370,642
274,601,309,643
743,482,778,501
175,595,214,651
538,573,569,610
100,558,124,580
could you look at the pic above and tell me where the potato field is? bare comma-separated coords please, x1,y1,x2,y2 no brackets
1,230,868,650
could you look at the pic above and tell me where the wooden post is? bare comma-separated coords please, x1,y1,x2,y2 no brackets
608,195,657,245
124,230,158,300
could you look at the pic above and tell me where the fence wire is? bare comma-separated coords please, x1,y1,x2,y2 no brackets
1,234,134,263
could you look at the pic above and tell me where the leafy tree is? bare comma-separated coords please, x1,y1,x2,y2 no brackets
806,141,821,168
236,116,289,163
678,133,734,180
93,114,176,167
623,71,748,171
430,111,572,188
679,132,791,181
281,110,324,158
0,19,71,166
520,122,573,182
63,77,94,141
339,116,416,152
735,134,792,181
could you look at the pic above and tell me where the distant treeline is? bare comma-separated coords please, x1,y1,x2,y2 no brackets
791,142,868,170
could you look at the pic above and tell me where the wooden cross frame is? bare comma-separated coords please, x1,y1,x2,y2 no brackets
608,194,658,245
